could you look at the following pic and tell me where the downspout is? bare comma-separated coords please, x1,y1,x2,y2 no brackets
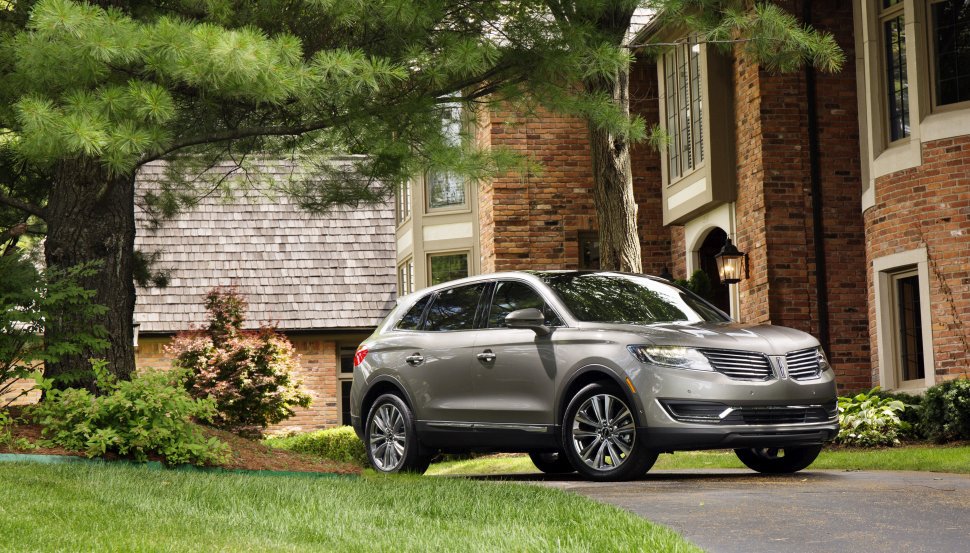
804,2,831,355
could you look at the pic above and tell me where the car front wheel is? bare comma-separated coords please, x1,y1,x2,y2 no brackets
734,445,823,474
561,382,657,481
365,394,431,474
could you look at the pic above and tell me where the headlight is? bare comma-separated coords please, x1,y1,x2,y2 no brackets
817,347,831,372
628,345,714,372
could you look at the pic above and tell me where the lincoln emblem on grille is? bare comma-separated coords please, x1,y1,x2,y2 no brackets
770,356,789,380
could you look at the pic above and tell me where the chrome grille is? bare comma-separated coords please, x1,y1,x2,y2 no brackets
786,348,822,380
700,349,773,381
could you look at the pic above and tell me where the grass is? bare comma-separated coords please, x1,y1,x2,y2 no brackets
427,444,970,476
0,462,700,553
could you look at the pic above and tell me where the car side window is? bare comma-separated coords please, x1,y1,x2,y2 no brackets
396,295,431,330
423,283,487,331
487,281,562,328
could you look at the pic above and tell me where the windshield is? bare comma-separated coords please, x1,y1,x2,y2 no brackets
537,272,730,324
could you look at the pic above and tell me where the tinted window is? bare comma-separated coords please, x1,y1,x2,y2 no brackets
487,281,561,328
396,295,431,330
424,283,486,331
538,273,729,324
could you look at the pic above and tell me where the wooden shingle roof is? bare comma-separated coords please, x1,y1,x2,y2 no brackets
133,160,396,333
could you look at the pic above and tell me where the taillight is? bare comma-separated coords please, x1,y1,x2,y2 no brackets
353,346,369,367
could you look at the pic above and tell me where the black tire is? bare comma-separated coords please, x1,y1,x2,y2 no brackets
734,445,823,474
364,394,431,474
528,450,575,474
561,382,658,481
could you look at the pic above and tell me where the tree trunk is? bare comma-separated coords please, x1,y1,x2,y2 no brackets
44,158,136,389
585,64,642,273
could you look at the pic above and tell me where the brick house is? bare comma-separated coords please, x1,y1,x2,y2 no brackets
395,0,969,394
133,161,395,432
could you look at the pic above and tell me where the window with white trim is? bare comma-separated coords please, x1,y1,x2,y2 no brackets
881,0,910,141
427,103,467,210
338,346,355,426
662,36,704,181
398,258,415,295
889,268,926,383
930,0,970,108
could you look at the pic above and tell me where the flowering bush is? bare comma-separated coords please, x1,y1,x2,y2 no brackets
167,288,311,437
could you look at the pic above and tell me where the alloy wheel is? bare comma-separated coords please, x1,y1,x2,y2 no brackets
570,393,636,471
368,403,406,471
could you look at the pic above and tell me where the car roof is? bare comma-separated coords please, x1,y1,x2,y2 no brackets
395,270,668,304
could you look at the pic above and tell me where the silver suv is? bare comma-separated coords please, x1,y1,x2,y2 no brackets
350,271,838,481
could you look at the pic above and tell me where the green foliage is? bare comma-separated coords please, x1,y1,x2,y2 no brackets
265,426,368,467
920,378,970,443
674,270,714,301
168,287,311,437
867,387,924,437
837,388,912,447
0,253,107,404
29,360,230,465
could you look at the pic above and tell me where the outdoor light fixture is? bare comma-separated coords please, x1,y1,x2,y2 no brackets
714,238,746,284
132,323,140,348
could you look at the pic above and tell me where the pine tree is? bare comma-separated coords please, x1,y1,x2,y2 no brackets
0,0,844,385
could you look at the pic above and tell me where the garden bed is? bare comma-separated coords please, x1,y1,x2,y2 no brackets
1,408,359,476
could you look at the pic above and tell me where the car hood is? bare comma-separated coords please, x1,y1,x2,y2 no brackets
587,321,820,356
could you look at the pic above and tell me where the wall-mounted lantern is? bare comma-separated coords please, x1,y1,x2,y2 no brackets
132,323,141,348
714,238,747,284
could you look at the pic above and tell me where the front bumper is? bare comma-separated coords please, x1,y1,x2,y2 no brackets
640,422,839,451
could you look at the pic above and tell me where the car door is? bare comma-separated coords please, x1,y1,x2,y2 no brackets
472,279,563,427
398,282,487,424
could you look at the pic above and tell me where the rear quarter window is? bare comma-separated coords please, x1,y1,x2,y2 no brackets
396,295,431,330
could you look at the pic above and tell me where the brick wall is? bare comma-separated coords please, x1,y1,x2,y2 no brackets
732,0,870,390
483,106,597,271
865,136,970,383
481,56,670,274
137,334,342,433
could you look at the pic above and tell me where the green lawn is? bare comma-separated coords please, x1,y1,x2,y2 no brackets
427,445,970,476
0,462,700,552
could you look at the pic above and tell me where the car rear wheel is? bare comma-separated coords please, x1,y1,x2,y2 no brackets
365,394,431,474
528,450,575,474
734,445,823,474
561,382,657,481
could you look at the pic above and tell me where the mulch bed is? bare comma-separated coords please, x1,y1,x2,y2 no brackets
1,407,360,476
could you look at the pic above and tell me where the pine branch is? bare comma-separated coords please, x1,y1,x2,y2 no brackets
0,191,46,220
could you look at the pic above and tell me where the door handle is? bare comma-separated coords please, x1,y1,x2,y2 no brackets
477,350,496,362
405,353,425,366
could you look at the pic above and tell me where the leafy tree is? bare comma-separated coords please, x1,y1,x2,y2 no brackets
0,0,845,386
0,0,559,385
167,287,311,437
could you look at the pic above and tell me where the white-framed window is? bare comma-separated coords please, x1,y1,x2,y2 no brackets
338,345,355,426
873,249,936,391
880,0,910,142
662,36,704,182
395,180,411,225
428,251,469,285
427,103,467,211
398,258,415,295
929,0,970,110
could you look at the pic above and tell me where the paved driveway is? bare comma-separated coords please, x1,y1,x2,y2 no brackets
492,469,970,553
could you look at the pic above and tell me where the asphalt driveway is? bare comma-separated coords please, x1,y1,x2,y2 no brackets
492,469,970,553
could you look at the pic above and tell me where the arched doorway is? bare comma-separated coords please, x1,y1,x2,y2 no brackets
696,228,731,314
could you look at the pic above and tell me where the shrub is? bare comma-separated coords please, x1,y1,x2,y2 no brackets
1,255,108,405
837,387,911,447
920,378,970,443
167,287,311,437
265,426,367,466
869,388,924,438
29,360,230,465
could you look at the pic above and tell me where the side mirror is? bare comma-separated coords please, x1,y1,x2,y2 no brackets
505,308,551,336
